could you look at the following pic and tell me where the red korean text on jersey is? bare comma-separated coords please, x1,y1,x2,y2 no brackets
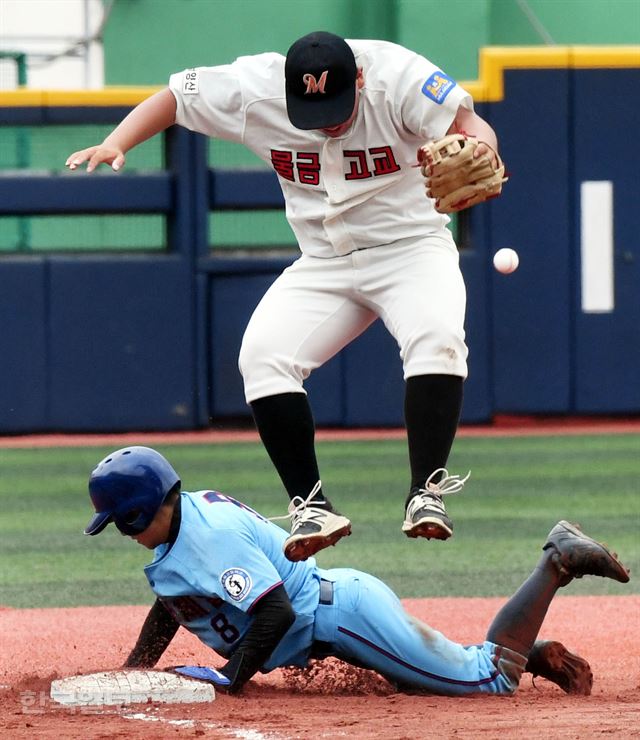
270,146,400,185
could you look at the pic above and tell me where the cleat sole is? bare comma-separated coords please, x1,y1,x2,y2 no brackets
284,524,352,562
402,517,452,541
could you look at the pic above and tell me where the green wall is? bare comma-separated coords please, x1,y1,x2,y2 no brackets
104,0,640,85
489,0,640,46
104,0,395,84
397,0,492,80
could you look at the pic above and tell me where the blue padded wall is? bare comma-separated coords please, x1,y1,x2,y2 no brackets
572,68,640,412
0,260,47,431
46,256,195,430
208,271,344,426
489,69,572,413
2,60,639,433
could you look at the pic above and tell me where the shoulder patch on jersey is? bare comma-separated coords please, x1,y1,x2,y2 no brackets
182,69,199,95
421,71,456,104
221,568,252,602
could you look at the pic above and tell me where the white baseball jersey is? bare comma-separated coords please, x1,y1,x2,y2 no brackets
169,40,472,259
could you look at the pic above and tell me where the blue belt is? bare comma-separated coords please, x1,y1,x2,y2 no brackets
319,578,334,605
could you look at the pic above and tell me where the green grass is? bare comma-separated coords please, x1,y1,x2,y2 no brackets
0,434,638,608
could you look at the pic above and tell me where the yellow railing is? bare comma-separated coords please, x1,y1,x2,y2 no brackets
465,45,640,101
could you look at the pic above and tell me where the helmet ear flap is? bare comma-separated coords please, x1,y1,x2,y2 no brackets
113,508,147,535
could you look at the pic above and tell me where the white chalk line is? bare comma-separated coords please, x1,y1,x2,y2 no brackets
121,708,287,739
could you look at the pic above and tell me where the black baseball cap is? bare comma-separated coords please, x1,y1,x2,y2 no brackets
285,31,357,130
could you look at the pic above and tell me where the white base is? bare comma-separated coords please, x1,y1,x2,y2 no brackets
50,670,215,706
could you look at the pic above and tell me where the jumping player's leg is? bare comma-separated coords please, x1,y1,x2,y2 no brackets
251,376,463,521
368,236,468,540
402,374,464,539
404,375,463,492
239,255,376,560
250,392,320,502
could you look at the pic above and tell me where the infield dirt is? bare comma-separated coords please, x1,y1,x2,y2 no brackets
1,595,638,739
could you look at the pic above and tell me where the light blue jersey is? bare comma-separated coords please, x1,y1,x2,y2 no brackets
145,490,320,669
144,490,524,694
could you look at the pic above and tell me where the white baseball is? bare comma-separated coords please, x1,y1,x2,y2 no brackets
493,248,519,274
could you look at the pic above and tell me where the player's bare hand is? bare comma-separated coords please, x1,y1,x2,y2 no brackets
473,141,499,168
65,146,126,173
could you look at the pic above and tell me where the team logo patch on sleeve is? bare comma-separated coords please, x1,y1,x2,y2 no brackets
221,568,252,602
421,71,456,104
182,69,199,95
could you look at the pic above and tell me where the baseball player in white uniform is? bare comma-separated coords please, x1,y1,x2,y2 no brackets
66,32,504,562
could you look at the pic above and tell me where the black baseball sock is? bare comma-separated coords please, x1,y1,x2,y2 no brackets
404,374,463,507
485,550,563,657
250,392,327,506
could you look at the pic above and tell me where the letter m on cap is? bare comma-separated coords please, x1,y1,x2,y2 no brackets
303,70,328,95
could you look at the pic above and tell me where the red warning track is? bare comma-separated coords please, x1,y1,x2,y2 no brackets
0,415,639,449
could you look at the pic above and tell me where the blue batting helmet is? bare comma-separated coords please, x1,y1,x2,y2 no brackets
85,446,180,536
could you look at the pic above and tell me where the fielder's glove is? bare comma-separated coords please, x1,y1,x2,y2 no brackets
418,134,508,213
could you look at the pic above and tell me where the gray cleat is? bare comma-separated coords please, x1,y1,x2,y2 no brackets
543,520,630,585
402,468,470,541
274,481,351,562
